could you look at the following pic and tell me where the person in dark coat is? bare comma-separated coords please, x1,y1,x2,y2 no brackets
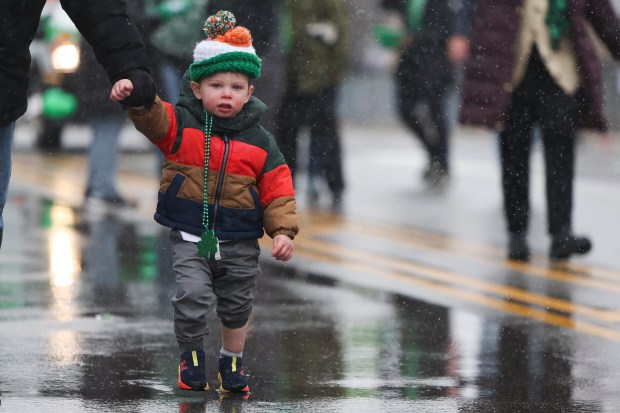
71,0,157,207
206,0,283,131
0,0,156,249
380,0,456,186
74,40,136,207
275,0,349,209
458,0,620,261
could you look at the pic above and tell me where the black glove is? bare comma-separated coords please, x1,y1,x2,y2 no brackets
117,69,156,109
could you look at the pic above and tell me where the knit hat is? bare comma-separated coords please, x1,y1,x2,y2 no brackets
189,10,261,82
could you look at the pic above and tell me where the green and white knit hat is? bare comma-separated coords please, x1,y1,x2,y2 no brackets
190,10,261,81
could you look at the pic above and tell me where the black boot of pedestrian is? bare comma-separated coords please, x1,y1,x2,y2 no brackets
508,233,530,262
550,232,592,260
423,161,449,187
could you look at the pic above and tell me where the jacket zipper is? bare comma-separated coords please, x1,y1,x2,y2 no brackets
211,133,230,229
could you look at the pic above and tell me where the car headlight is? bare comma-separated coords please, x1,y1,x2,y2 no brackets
51,42,80,73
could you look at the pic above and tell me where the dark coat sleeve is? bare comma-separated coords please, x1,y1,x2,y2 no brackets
380,0,407,14
586,0,620,59
0,0,47,126
60,0,150,82
453,0,476,36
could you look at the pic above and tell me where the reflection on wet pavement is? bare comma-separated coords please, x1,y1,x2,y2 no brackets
0,190,618,412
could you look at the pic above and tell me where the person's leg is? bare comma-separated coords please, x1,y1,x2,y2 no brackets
500,89,534,260
275,87,303,181
221,324,249,354
427,91,450,169
0,122,15,250
218,323,250,393
411,92,450,186
309,86,345,203
396,79,428,150
308,126,322,195
396,76,450,184
540,89,577,236
169,230,215,391
170,230,216,350
306,140,321,203
542,102,576,234
540,84,591,259
213,239,260,393
86,115,124,200
500,99,534,237
213,239,260,348
303,91,327,202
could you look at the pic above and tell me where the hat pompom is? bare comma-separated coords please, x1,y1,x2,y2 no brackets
204,10,236,39
191,10,261,81
215,26,252,47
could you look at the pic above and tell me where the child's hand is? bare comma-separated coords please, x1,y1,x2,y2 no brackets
110,79,134,102
272,234,294,261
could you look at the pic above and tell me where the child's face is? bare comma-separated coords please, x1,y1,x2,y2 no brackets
191,72,254,118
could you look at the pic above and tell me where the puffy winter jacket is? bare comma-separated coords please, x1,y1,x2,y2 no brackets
127,74,299,240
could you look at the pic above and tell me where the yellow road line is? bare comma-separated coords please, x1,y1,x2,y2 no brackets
14,152,620,337
16,151,619,283
290,237,620,324
291,243,620,343
301,214,620,289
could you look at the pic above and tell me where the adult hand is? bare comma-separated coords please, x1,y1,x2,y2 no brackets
116,69,156,109
447,35,470,65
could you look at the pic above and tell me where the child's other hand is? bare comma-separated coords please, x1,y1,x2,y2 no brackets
272,234,294,261
110,79,134,102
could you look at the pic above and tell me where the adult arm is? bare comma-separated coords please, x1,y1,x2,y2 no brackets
0,0,47,126
586,0,620,59
448,0,476,64
379,0,407,14
330,0,349,78
452,0,476,36
60,0,156,107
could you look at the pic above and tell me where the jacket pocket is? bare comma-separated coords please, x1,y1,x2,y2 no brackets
217,186,263,235
161,173,186,210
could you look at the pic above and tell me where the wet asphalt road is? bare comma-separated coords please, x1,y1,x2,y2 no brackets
2,122,620,412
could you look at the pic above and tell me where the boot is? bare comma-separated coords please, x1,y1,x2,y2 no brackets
423,161,449,187
550,231,592,260
508,233,530,262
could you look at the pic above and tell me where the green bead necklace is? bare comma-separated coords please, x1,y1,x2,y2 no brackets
196,110,219,258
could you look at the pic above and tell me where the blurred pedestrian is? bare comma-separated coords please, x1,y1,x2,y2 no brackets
143,0,207,173
275,0,348,209
378,0,457,186
110,11,299,393
207,0,284,131
459,0,620,261
75,40,135,209
0,0,156,250
146,0,207,104
75,0,156,208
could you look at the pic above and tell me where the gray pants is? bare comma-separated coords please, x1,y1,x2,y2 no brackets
169,230,261,352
